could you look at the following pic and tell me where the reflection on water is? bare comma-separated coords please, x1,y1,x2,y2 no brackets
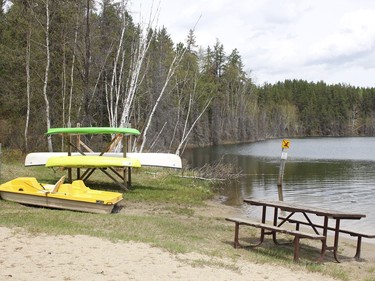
184,137,375,238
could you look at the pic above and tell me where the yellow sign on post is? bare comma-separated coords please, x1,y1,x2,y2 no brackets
282,139,290,149
278,139,291,193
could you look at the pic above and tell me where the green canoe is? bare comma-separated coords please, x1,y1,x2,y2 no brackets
46,127,141,136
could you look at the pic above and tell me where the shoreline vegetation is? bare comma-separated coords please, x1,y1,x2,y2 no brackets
0,156,375,281
2,1,375,155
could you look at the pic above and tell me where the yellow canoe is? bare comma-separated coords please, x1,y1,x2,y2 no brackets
45,155,141,168
0,177,123,214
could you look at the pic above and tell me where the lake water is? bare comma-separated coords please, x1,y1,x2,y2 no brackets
184,137,375,240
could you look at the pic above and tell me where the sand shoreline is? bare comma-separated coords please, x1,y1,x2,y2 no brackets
1,200,374,280
0,226,342,281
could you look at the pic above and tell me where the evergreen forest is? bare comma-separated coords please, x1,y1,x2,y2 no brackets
1,0,375,154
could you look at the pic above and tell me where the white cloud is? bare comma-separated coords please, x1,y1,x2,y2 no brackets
310,9,375,67
130,0,375,87
261,0,311,24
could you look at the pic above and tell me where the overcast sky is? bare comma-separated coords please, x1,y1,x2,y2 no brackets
129,0,375,87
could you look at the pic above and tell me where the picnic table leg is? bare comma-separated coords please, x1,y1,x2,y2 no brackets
233,222,241,248
238,206,268,247
260,205,267,242
230,221,265,249
66,136,72,183
293,235,301,262
317,238,327,263
272,207,280,244
318,216,329,263
294,235,327,263
333,219,341,263
354,236,362,260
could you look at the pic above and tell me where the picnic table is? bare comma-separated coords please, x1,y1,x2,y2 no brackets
227,199,367,262
46,127,141,190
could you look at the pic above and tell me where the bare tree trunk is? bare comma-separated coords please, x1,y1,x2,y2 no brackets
118,30,153,128
149,121,167,150
42,0,52,151
139,50,185,152
103,0,155,131
61,32,67,129
169,80,181,152
67,9,80,128
181,78,196,145
25,26,31,153
81,0,91,125
107,4,127,128
118,2,159,128
175,97,213,156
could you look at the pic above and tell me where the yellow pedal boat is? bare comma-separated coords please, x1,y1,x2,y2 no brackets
0,177,123,214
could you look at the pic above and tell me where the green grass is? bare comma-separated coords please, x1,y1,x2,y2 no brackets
363,267,375,281
0,152,373,280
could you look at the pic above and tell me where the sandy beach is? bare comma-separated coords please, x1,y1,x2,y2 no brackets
0,226,341,281
1,201,374,281
1,224,374,280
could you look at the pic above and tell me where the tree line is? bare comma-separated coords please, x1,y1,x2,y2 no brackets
1,0,375,155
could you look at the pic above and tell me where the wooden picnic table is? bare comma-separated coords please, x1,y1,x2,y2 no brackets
243,199,366,262
46,127,140,190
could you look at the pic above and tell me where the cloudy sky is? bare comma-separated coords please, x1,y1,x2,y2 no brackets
129,0,375,87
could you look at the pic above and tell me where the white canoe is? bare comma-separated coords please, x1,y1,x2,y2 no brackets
25,152,182,169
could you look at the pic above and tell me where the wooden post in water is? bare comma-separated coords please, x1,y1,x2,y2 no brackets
277,139,290,201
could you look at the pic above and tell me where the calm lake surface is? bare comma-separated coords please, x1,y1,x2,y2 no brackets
184,137,375,238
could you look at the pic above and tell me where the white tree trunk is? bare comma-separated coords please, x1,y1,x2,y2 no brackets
118,2,159,128
118,32,152,128
175,97,213,156
42,0,52,151
25,27,31,152
107,9,126,128
149,121,167,150
67,11,79,128
139,49,185,152
61,33,67,130
181,78,197,143
103,1,158,152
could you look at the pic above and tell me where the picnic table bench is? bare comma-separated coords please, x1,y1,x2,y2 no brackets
225,217,326,262
226,199,367,263
278,216,375,260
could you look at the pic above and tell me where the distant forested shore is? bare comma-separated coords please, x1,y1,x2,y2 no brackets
1,1,374,154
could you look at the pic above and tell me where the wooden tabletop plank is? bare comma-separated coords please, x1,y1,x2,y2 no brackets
243,199,366,219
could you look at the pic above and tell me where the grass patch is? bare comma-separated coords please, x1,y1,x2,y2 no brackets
0,155,373,281
363,267,375,281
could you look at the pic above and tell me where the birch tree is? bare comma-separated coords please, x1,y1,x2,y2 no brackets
40,0,52,151
118,20,155,128
24,4,31,152
25,34,31,152
139,45,186,152
67,8,80,128
175,94,213,156
171,63,213,155
105,0,156,129
25,0,53,150
106,0,128,128
80,0,92,125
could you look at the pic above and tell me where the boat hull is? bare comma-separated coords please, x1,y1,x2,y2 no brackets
0,177,123,214
0,191,120,214
45,155,141,168
25,152,182,169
